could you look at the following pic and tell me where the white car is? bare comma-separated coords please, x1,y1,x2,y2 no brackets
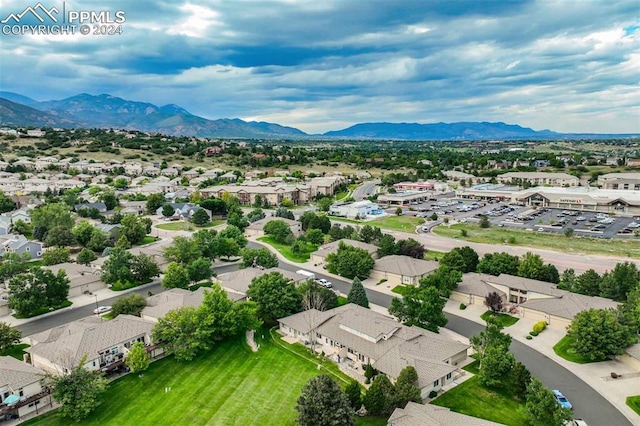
93,305,112,315
316,278,333,288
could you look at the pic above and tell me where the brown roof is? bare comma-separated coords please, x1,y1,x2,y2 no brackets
388,402,504,426
312,239,378,260
373,255,438,277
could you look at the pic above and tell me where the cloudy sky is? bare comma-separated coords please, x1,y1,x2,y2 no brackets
1,0,639,134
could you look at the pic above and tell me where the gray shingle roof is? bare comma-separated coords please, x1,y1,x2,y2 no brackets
456,273,506,298
313,239,378,260
245,217,300,231
0,356,44,390
142,287,245,320
388,402,504,426
519,292,619,320
483,274,565,297
216,267,306,294
373,255,438,277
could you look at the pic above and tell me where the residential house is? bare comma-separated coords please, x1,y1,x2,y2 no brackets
94,224,121,240
0,235,43,259
121,201,147,215
0,356,52,419
43,263,106,298
451,273,619,328
388,402,503,426
155,203,209,219
310,239,379,266
278,304,469,398
74,202,108,213
245,217,302,238
141,287,245,323
370,256,438,286
25,315,162,375
216,267,308,295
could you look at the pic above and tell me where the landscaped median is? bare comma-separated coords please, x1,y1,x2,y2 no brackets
480,311,519,327
331,215,426,233
626,395,640,416
155,220,224,231
553,335,603,364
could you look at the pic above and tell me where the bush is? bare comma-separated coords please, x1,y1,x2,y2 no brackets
508,236,517,244
526,335,533,340
529,331,539,337
460,229,468,237
459,303,467,310
532,321,547,334
428,390,438,399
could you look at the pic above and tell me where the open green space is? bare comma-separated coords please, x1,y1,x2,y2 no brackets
155,220,223,231
480,311,520,327
423,250,445,261
25,330,378,426
0,343,30,360
431,376,528,426
553,335,603,364
13,300,72,319
257,236,316,263
391,285,408,296
432,223,640,258
626,395,640,415
139,236,160,245
331,215,425,233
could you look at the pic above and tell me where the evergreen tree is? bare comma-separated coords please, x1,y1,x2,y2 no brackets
347,277,369,308
296,375,354,426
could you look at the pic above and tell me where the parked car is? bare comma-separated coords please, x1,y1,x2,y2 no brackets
316,278,333,288
552,390,573,409
94,305,112,315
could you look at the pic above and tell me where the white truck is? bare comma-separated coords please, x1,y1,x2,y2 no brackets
295,270,316,280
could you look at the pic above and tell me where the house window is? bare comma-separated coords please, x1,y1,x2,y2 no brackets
446,373,452,380
402,275,412,284
26,247,30,252
433,379,439,387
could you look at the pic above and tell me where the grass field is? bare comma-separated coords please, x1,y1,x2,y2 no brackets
0,343,29,360
480,311,520,327
432,223,640,258
24,330,380,426
553,335,603,364
257,237,316,263
423,250,445,261
391,285,407,295
431,375,528,425
626,395,640,415
155,221,223,231
331,215,425,233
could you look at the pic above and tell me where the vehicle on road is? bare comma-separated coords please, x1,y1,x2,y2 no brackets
296,270,316,280
553,389,573,409
93,306,112,315
315,278,333,288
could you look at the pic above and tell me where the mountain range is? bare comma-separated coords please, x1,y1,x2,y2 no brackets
0,91,636,140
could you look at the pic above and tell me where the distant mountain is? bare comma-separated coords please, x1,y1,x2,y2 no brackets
0,93,308,138
0,91,40,108
323,121,559,140
0,98,80,128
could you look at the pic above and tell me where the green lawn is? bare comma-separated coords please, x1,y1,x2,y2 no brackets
337,296,348,306
553,335,603,364
257,236,316,263
0,343,29,360
431,376,528,426
423,250,445,261
480,311,520,327
13,300,72,319
626,395,640,415
25,330,378,426
432,223,640,258
155,220,223,231
391,285,407,296
139,236,159,245
331,215,425,232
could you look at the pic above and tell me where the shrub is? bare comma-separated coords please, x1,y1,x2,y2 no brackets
459,303,467,310
529,331,539,337
460,229,468,237
508,236,517,244
532,321,547,334
428,390,438,399
526,335,533,340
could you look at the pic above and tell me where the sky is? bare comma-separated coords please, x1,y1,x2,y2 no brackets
0,0,639,134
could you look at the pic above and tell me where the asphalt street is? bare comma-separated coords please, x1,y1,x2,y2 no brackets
16,251,631,425
352,179,380,201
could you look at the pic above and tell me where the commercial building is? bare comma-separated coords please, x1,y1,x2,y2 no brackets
597,173,640,191
329,200,384,219
497,172,579,187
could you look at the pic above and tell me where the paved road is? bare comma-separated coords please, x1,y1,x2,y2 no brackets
353,179,380,201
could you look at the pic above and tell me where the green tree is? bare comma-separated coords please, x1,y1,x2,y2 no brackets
395,207,403,216
394,366,421,408
130,253,160,283
100,191,118,210
77,248,98,265
152,306,204,361
479,344,515,388
296,375,354,426
187,258,213,283
470,317,512,369
326,242,375,279
567,308,637,361
146,193,165,214
477,252,521,276
274,206,295,220
388,286,447,332
298,280,338,311
120,214,147,245
217,225,248,248
558,268,577,292
574,269,601,296
42,247,71,265
8,269,69,317
246,272,302,322
72,221,96,246
345,380,362,411
163,236,202,264
247,208,265,222
191,208,210,226
44,226,75,247
445,246,479,272
240,248,278,269
101,247,134,285
50,355,108,421
0,190,15,213
317,197,333,212
304,228,325,245
162,204,175,217
115,235,131,249
518,252,558,283
0,322,21,352
347,277,369,308
376,234,398,257
263,220,294,244
126,341,150,373
214,237,240,259
86,230,109,252
510,361,531,400
30,203,74,237
363,374,396,416
479,215,490,228
111,293,147,317
0,252,31,283
600,262,640,301
358,225,383,244
11,219,32,236
525,378,573,426
162,262,190,289
199,198,227,216
419,266,462,297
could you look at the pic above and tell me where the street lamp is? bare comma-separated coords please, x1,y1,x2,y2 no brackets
94,294,99,314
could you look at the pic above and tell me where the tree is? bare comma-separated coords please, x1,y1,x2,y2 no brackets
299,280,338,312
153,307,204,361
376,234,398,257
42,247,71,265
345,380,362,411
558,268,577,292
447,246,478,272
163,236,202,264
347,277,369,308
0,322,21,352
388,286,447,332
125,341,150,373
479,215,490,228
274,206,295,220
217,225,247,248
115,235,131,249
477,252,520,276
50,356,107,421
130,253,160,283
308,215,331,234
100,191,118,210
86,230,109,252
77,248,97,265
358,225,383,244
263,220,293,244
163,262,190,289
199,197,227,216
30,203,74,237
187,258,213,283
396,238,425,259
162,204,175,217
0,252,31,283
146,193,165,214
111,293,147,317
296,375,354,426
72,221,96,246
510,361,531,400
418,266,462,297
485,291,504,314
567,308,637,361
518,252,558,283
395,207,403,216
470,317,512,369
394,366,421,408
240,247,278,269
8,269,69,317
120,214,147,245
317,197,333,212
247,208,265,222
11,219,32,236
363,374,396,416
326,242,375,279
246,272,302,322
227,211,249,230
214,237,240,259
478,344,515,387
191,208,210,226
0,190,15,213
525,378,573,426
574,269,601,296
600,262,640,301
563,227,574,237
44,226,75,247
101,248,134,285
304,228,325,245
